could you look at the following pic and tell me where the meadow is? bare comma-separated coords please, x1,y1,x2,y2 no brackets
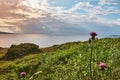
0,38,120,80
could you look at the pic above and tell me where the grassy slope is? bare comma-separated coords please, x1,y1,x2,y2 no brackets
0,38,120,80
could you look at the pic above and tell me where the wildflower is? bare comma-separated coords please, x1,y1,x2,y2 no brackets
98,62,106,70
89,32,97,40
90,32,97,37
20,71,26,77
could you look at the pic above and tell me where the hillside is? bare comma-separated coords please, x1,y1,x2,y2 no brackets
0,38,120,80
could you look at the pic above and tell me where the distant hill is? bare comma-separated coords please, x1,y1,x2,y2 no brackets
110,35,120,38
0,31,14,34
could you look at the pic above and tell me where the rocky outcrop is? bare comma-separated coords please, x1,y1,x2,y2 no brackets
3,43,39,60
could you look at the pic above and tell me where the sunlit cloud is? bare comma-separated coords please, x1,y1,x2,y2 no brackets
0,27,13,33
20,0,41,9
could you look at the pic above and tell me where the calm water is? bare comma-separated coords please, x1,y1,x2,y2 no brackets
0,34,109,48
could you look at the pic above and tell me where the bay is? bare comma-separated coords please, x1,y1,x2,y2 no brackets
0,34,91,48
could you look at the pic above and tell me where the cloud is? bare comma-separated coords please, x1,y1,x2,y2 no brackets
19,12,89,35
111,19,120,25
99,0,120,5
0,0,26,33
0,0,120,35
0,0,47,33
70,2,120,15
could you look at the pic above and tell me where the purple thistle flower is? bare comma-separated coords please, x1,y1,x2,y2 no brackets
89,32,97,37
20,71,26,77
89,32,97,40
98,62,106,70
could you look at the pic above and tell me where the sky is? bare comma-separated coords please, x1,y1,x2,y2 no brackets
0,0,120,35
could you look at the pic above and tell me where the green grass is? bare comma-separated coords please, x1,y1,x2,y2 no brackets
0,38,120,80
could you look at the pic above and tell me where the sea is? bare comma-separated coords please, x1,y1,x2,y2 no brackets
0,34,119,48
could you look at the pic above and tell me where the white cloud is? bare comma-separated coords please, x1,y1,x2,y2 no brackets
99,0,120,5
70,1,120,16
70,2,93,12
111,19,120,25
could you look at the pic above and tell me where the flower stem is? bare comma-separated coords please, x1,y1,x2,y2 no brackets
90,41,93,80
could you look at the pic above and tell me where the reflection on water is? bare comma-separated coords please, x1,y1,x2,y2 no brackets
0,34,90,48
